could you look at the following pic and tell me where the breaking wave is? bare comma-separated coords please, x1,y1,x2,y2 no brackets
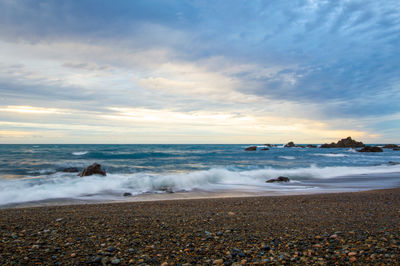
1,164,400,206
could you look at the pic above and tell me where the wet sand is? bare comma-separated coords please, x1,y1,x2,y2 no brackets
1,188,399,264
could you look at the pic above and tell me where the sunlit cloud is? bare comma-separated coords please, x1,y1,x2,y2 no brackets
0,106,70,115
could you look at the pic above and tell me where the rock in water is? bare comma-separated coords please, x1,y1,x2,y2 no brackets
284,141,295,148
357,146,383,152
266,176,290,183
123,192,132,197
62,167,79,173
78,163,106,177
320,136,364,148
245,146,257,151
393,147,400,151
260,147,269,151
383,144,399,148
307,144,317,148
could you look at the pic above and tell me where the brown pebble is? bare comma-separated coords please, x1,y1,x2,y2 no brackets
213,259,224,264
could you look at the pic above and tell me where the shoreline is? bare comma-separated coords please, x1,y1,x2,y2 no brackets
1,185,392,210
1,187,399,264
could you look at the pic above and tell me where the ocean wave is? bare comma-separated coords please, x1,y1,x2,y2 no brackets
72,151,89,156
1,164,400,205
313,153,348,157
279,156,296,160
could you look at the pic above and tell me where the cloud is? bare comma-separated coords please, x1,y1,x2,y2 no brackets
0,0,399,143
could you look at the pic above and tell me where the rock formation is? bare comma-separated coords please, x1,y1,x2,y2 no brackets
78,163,106,177
320,137,364,148
266,176,290,183
357,146,383,152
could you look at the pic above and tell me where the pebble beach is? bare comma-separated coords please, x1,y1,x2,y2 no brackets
1,188,399,265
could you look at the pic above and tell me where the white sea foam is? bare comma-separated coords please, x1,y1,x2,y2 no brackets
313,153,348,157
1,164,400,205
72,151,88,156
279,156,296,160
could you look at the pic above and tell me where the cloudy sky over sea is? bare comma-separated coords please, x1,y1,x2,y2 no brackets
0,0,399,143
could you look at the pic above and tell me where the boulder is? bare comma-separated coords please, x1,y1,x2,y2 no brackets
123,192,132,197
266,176,290,183
393,147,400,151
260,147,270,151
357,146,383,152
284,141,295,148
62,167,80,173
245,146,257,151
307,144,317,148
264,144,272,147
78,163,106,177
388,161,400,165
383,144,399,148
320,137,364,148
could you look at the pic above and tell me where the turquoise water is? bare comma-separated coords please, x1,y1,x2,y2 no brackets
0,144,399,206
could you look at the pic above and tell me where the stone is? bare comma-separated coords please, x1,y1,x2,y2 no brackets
284,141,296,148
383,144,399,148
357,146,383,152
213,259,224,264
388,161,400,165
393,147,400,151
266,176,290,183
111,258,120,264
260,147,269,151
245,146,257,151
62,167,80,173
320,137,364,148
123,192,132,197
78,163,106,177
307,144,317,148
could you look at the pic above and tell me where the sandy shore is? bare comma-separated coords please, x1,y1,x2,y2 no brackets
1,188,399,265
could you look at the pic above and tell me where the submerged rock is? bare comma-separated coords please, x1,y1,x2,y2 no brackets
383,144,399,149
62,167,80,173
320,136,364,148
284,141,295,148
357,146,383,152
78,163,106,177
393,147,400,151
307,144,317,148
388,161,400,165
123,192,132,197
245,146,257,151
159,186,174,193
260,147,270,151
266,176,290,183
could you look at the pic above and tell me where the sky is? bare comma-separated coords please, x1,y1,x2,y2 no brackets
0,0,399,144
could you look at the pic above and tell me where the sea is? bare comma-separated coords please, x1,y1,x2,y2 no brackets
0,144,399,207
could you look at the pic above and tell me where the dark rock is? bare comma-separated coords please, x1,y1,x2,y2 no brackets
358,146,383,152
388,161,400,165
383,144,399,148
266,176,290,183
393,147,400,151
320,137,364,148
123,192,132,197
159,186,174,193
78,163,106,177
264,144,272,147
106,246,117,252
245,146,257,151
284,141,295,148
260,148,269,151
296,145,305,148
307,145,317,148
62,167,79,173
